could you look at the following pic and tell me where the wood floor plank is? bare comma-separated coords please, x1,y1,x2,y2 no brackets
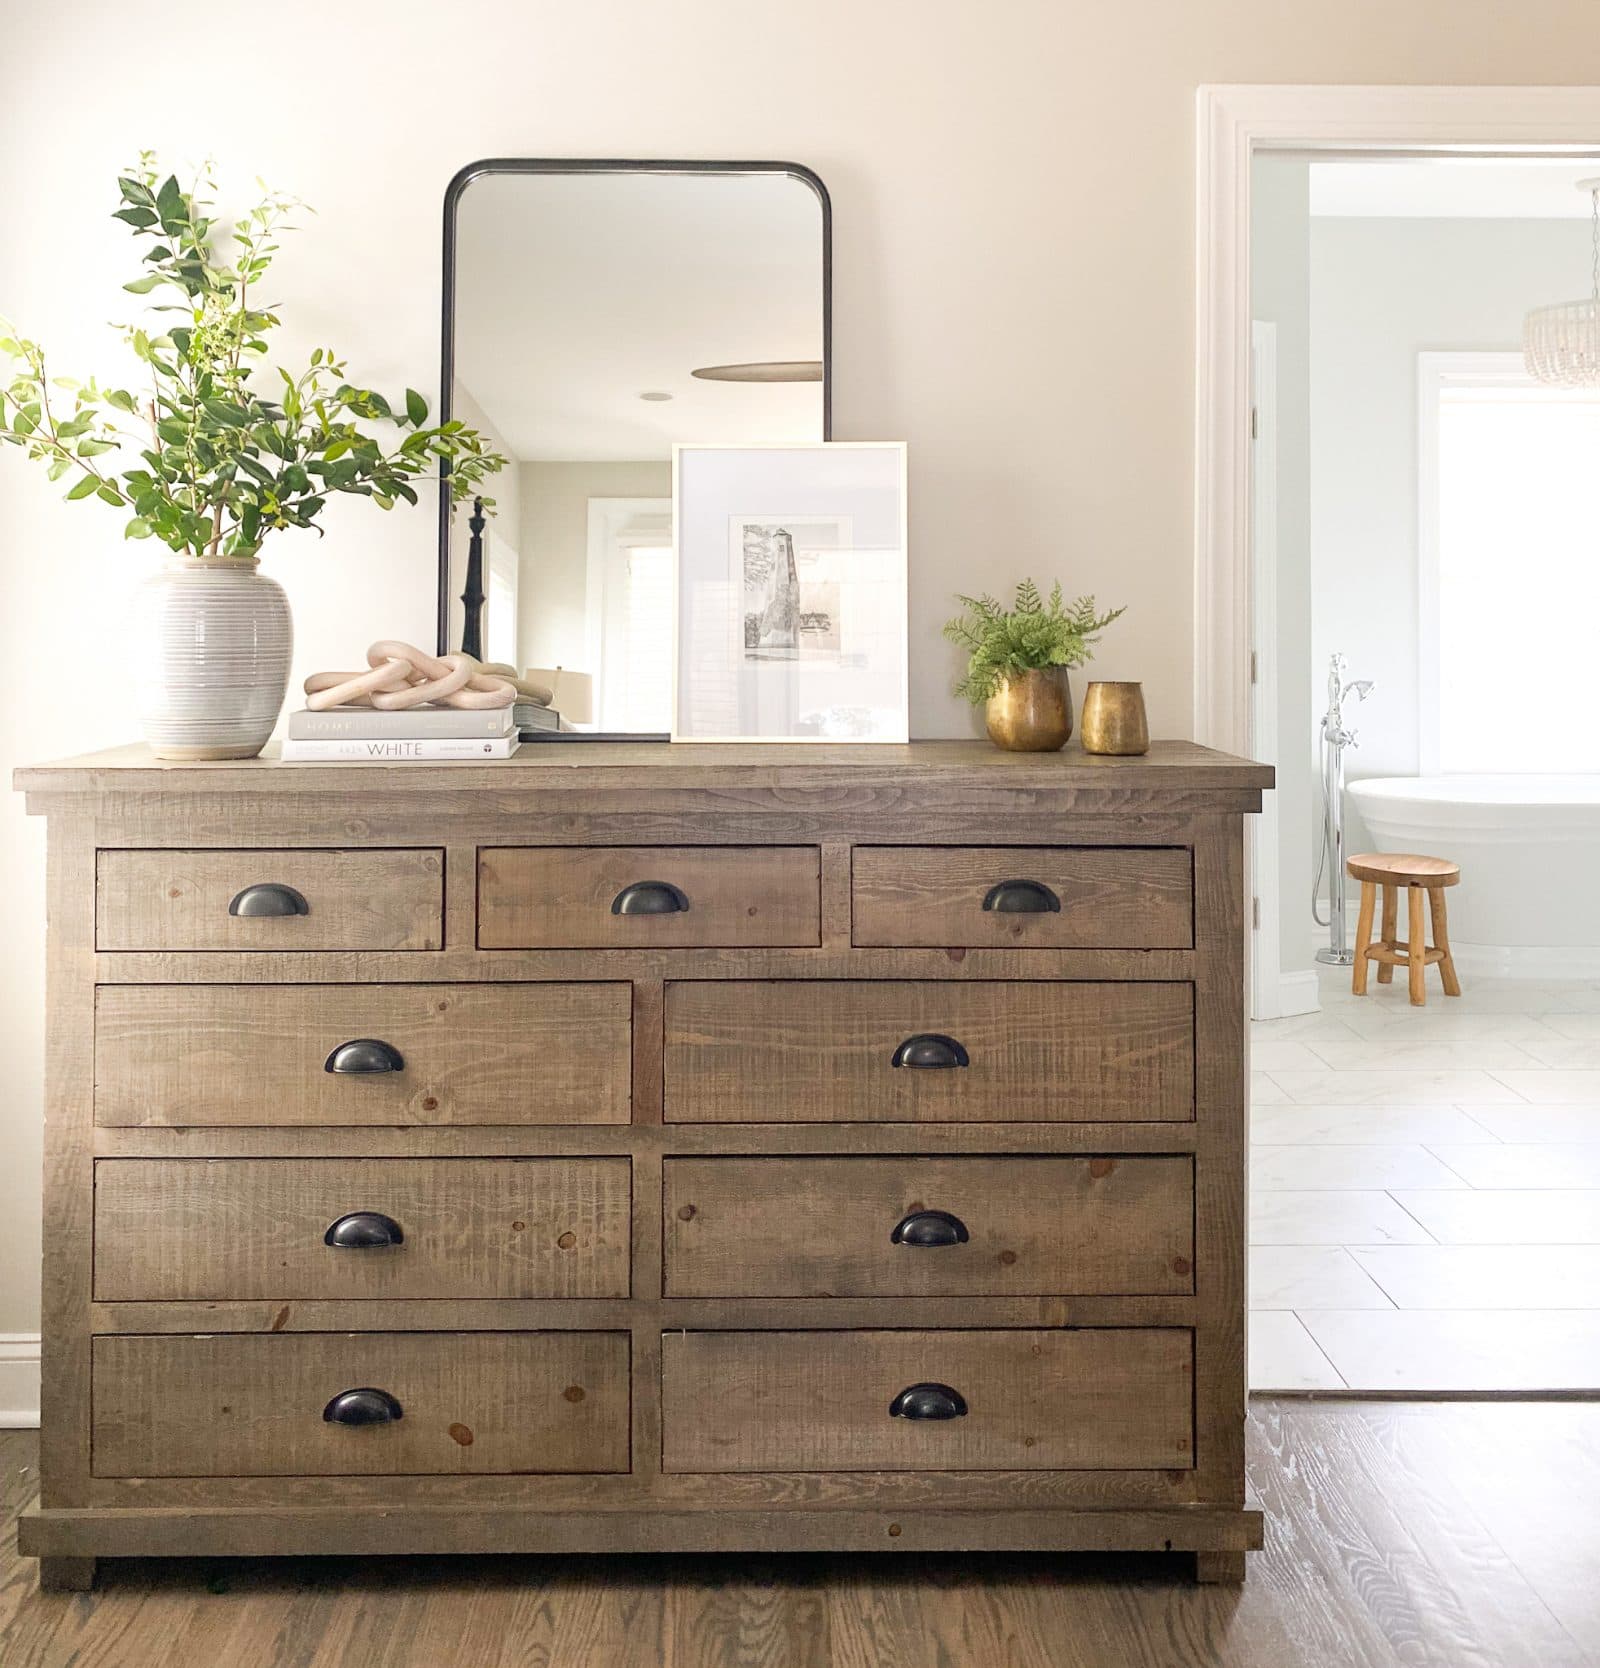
4,1406,1600,1668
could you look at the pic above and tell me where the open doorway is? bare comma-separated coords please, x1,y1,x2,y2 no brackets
1199,90,1600,1393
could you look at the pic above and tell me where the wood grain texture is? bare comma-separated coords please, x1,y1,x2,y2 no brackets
661,1330,1193,1473
15,741,1262,1583
663,1155,1194,1297
11,1405,1600,1666
665,981,1194,1123
17,737,1276,801
96,848,444,951
852,845,1193,948
91,1332,630,1478
478,846,820,948
93,1158,632,1301
93,983,631,1126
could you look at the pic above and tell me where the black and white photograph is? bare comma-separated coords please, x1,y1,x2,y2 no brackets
735,517,851,662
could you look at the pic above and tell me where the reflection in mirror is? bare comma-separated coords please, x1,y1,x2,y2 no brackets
441,164,829,735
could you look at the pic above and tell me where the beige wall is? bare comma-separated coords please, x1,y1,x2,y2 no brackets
518,461,672,673
5,0,1600,1344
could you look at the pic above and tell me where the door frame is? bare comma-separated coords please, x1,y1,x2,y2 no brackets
1194,83,1600,759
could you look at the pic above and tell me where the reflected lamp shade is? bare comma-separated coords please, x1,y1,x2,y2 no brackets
526,667,594,725
1524,179,1600,387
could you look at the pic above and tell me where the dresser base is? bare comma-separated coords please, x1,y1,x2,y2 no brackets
21,1502,1263,1571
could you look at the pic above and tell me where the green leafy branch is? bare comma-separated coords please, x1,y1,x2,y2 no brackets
943,578,1124,706
0,155,504,558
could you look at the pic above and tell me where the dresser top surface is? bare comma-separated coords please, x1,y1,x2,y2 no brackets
15,738,1272,805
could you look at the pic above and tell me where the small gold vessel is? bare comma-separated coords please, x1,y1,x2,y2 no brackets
985,667,1073,752
1080,681,1149,756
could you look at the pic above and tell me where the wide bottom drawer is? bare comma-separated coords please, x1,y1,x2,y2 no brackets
661,1329,1192,1473
92,1332,631,1477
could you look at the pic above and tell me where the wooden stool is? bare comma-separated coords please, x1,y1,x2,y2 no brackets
1348,853,1461,1006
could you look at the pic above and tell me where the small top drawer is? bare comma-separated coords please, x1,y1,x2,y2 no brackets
852,847,1192,949
96,849,444,951
478,846,820,948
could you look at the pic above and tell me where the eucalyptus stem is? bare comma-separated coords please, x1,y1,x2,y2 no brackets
0,154,505,558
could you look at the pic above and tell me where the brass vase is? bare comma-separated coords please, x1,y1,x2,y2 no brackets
985,667,1073,752
1080,680,1150,756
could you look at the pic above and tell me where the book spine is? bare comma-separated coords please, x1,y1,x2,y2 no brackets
281,737,520,761
287,708,514,740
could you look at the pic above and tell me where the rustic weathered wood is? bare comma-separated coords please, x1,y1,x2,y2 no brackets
851,845,1193,949
663,1155,1194,1297
91,1332,630,1477
664,981,1194,1123
94,983,631,1126
14,739,1267,1579
96,847,444,951
478,845,820,948
93,1158,632,1300
34,1555,97,1591
661,1329,1192,1473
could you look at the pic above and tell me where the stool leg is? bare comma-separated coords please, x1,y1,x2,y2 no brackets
1352,880,1376,995
1408,886,1427,1006
1430,887,1461,997
1376,884,1397,984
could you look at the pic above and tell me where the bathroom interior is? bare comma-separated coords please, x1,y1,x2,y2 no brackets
1249,151,1600,1393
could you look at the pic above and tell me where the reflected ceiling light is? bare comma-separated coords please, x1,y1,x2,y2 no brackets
638,390,673,402
690,361,823,383
1524,178,1600,385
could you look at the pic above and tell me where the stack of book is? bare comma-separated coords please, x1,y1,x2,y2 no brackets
283,703,533,761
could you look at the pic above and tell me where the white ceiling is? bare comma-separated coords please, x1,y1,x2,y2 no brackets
453,171,825,462
1310,158,1600,220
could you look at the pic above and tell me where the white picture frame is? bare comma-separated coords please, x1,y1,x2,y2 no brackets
671,442,909,742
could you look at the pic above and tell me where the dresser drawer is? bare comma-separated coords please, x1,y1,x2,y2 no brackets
96,849,444,951
477,846,820,948
94,983,631,1127
92,1332,630,1477
852,846,1192,948
664,981,1194,1123
663,1156,1192,1297
661,1329,1192,1472
94,1158,632,1301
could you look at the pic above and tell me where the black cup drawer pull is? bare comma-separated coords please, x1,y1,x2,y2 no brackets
611,880,690,916
889,1383,968,1421
322,1387,403,1426
891,1033,970,1070
228,882,309,918
982,878,1061,914
323,1038,405,1075
323,1211,405,1249
891,1209,970,1248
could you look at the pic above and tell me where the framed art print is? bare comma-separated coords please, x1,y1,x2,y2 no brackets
672,442,908,741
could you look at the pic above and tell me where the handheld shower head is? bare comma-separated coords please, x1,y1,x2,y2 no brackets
1348,679,1375,702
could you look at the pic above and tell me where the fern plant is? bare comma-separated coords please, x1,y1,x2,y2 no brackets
943,579,1124,705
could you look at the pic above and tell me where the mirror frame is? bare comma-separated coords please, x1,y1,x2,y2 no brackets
435,157,833,661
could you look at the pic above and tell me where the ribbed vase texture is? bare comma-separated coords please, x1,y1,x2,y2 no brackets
133,559,293,760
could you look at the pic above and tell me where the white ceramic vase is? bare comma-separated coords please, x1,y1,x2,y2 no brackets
132,557,293,760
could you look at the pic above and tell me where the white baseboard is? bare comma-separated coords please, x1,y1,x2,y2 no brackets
0,1334,40,1427
1451,941,1600,979
1252,965,1322,1021
1274,969,1322,1016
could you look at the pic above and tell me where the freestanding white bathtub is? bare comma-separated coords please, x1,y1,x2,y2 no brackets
1348,774,1600,957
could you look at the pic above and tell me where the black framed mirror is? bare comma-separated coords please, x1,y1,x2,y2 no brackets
437,159,832,740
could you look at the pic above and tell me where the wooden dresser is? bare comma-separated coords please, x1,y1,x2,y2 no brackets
14,739,1270,1588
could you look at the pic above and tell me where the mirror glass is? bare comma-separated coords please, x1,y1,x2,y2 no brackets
442,164,829,735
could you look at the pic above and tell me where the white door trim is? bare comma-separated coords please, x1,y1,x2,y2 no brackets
1248,322,1284,1019
1194,83,1600,756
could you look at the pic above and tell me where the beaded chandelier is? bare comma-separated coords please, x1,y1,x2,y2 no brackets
1524,179,1600,387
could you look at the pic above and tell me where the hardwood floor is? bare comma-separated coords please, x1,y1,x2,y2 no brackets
3,1400,1597,1666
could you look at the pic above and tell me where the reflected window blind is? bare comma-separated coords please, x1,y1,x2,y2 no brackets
614,543,672,732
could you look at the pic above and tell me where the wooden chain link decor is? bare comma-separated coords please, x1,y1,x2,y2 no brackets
304,640,550,712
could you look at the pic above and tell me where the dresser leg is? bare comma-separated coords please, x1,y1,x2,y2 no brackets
1193,1551,1246,1585
38,1556,97,1592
